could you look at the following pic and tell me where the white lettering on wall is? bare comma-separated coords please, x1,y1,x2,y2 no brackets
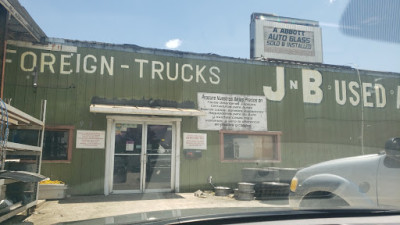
290,80,298,89
60,54,73,74
362,83,374,107
333,80,386,108
135,59,149,78
196,65,207,83
40,52,56,73
101,56,114,76
335,80,346,105
375,84,386,108
166,62,179,81
20,51,36,72
83,54,97,74
263,66,285,101
18,48,397,109
151,61,164,80
397,86,400,109
209,66,220,84
13,48,400,111
182,64,193,82
302,69,323,104
349,81,360,106
76,54,81,73
16,50,221,84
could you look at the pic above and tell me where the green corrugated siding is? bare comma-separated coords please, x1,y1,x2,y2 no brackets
4,42,400,194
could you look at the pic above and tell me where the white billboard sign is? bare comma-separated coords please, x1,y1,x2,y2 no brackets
197,92,267,131
264,26,315,56
251,19,323,63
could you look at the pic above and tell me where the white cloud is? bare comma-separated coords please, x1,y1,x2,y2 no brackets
329,0,336,3
320,22,358,30
320,22,340,28
165,39,182,49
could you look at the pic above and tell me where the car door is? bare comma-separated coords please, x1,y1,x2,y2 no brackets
377,155,400,207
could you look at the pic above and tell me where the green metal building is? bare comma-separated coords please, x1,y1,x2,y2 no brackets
2,38,400,195
0,0,399,196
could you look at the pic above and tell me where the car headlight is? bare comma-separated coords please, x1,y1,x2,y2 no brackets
290,177,298,192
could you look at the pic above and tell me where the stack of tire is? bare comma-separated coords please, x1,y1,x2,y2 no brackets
257,182,289,201
241,167,298,202
234,182,255,201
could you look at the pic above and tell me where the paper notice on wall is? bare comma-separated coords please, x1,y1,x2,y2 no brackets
197,92,267,131
76,130,105,149
126,141,134,151
183,133,207,150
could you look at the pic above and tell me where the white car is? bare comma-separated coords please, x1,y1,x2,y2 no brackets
289,138,400,208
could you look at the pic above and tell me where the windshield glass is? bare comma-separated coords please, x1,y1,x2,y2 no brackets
1,0,400,224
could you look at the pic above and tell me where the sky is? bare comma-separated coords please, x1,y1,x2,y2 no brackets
18,0,400,73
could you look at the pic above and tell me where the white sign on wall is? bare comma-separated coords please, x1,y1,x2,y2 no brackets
183,133,207,150
197,92,267,131
76,130,106,149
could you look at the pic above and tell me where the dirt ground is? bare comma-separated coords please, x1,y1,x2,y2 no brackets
3,192,289,225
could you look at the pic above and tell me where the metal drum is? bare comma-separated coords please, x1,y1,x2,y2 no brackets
238,182,255,192
236,191,255,201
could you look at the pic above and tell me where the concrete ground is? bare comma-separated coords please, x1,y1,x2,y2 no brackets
4,192,289,225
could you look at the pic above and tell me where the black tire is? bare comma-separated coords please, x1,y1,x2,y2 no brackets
299,191,349,208
257,182,289,202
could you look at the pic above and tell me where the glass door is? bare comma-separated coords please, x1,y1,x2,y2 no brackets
113,123,143,191
144,125,173,190
112,122,174,193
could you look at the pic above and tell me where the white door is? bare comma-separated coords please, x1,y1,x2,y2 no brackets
111,121,175,193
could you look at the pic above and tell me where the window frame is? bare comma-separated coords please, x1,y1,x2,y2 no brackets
42,125,74,163
219,130,282,163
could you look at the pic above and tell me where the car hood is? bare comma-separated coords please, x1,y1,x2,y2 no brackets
296,153,384,182
58,207,277,225
59,207,400,225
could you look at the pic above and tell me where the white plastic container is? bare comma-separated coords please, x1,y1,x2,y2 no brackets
38,184,68,200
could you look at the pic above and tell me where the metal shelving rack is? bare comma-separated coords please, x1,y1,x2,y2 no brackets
0,100,46,223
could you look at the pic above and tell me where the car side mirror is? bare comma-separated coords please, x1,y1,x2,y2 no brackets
384,137,400,156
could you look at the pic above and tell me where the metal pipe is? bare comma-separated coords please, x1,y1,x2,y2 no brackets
208,176,215,188
0,10,8,99
348,63,364,155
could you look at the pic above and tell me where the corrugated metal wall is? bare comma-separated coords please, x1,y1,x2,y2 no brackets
4,42,400,194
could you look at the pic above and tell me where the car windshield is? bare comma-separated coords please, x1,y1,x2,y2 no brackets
1,0,400,224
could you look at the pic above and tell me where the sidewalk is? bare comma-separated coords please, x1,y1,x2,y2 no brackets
9,192,288,225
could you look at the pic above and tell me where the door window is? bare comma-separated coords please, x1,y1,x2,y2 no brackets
145,125,173,190
113,124,143,191
112,122,174,192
